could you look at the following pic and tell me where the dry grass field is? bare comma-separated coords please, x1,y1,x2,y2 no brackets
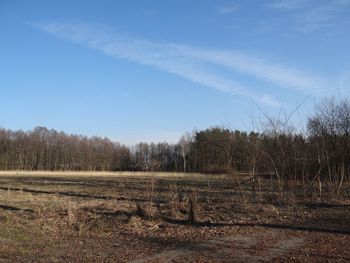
0,171,349,262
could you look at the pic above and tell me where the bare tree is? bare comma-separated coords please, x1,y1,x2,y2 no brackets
178,133,191,173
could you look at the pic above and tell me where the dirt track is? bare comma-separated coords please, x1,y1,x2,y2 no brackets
130,229,304,263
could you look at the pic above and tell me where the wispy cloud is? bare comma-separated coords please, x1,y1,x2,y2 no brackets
269,0,350,32
30,21,328,107
170,45,326,94
296,4,338,32
217,5,239,14
269,0,309,10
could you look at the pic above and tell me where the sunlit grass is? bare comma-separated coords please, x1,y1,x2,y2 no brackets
0,170,233,178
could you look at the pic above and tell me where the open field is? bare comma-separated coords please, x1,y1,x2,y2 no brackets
0,171,349,262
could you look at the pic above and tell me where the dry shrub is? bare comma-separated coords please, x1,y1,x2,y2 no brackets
131,176,162,220
135,202,146,218
133,201,159,220
67,201,78,226
167,183,182,218
187,188,198,224
258,204,279,215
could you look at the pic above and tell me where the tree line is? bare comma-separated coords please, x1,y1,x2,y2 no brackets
0,126,254,173
0,98,349,189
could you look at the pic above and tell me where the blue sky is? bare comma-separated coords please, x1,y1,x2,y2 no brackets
1,0,350,144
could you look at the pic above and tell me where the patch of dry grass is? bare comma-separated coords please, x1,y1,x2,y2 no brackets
0,171,349,262
0,170,229,178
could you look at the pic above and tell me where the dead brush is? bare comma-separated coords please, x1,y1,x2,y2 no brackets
33,199,57,219
132,176,159,220
66,200,79,226
186,187,199,224
133,201,159,221
166,183,182,219
135,202,147,218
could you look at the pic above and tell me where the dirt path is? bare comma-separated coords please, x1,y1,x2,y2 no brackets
129,229,304,263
